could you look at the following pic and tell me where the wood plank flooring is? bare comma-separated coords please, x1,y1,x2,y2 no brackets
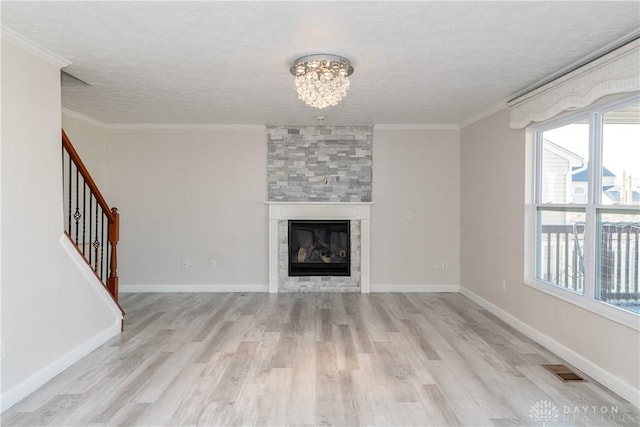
2,292,638,426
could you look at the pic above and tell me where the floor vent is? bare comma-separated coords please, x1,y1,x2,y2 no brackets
542,364,587,382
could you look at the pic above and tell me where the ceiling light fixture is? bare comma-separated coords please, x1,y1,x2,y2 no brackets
290,54,354,109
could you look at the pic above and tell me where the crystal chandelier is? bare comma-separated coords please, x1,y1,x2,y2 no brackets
290,54,354,109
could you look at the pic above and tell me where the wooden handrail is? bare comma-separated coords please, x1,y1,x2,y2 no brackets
62,130,115,223
62,129,120,310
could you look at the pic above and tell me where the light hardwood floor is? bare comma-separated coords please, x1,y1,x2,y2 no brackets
2,292,638,426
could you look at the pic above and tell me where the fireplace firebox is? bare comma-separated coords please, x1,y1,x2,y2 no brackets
288,220,350,276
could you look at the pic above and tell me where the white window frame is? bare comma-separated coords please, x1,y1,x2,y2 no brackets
525,94,640,331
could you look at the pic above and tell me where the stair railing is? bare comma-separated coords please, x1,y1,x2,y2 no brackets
62,130,120,302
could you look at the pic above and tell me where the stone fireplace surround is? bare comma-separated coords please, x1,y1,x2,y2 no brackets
267,202,372,293
266,126,373,293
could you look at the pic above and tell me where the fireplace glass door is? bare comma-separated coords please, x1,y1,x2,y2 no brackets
288,220,350,276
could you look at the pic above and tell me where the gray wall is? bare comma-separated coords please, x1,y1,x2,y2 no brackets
104,128,268,287
371,129,461,287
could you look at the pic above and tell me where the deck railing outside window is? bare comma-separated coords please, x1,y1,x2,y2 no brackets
539,223,640,311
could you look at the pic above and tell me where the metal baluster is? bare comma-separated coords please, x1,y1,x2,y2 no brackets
62,147,66,231
94,202,99,272
100,211,105,282
82,181,87,256
88,193,93,265
74,166,80,243
106,220,111,288
68,151,72,235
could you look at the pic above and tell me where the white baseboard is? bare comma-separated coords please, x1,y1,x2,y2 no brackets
0,322,120,413
122,284,458,294
459,286,640,408
371,284,460,293
119,284,268,293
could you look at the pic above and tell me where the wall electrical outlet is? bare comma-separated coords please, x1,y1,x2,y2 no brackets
210,259,217,269
432,260,439,270
182,259,190,269
441,261,448,269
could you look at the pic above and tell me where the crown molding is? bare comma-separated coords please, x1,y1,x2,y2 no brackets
62,109,499,132
61,109,266,130
1,26,70,69
373,124,459,130
106,123,267,130
62,108,108,129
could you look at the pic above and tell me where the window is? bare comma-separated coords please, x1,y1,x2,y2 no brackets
530,96,640,327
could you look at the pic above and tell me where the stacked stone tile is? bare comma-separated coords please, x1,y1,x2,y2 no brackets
267,126,372,202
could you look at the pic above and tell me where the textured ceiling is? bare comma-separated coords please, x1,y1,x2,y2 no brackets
2,1,639,126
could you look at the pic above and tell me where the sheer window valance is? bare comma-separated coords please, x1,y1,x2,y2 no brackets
507,39,639,129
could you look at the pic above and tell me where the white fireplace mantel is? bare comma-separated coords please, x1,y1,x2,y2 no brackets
266,202,372,293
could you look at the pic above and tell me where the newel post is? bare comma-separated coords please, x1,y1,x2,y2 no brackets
108,207,119,301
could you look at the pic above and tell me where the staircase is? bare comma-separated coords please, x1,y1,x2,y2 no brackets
62,130,124,322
